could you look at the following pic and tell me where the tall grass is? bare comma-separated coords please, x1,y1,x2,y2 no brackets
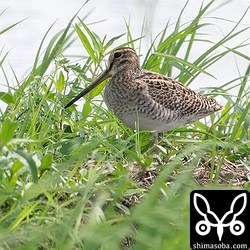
0,1,249,249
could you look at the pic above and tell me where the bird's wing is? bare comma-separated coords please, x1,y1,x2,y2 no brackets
136,71,207,115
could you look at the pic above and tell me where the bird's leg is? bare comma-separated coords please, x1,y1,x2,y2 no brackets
158,132,164,143
148,132,164,165
150,132,158,148
150,132,163,149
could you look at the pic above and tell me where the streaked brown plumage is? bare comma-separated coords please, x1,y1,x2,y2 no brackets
65,47,223,143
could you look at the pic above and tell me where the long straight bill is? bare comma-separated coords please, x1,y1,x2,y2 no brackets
64,69,109,108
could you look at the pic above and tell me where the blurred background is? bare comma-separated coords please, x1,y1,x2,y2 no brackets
0,0,249,106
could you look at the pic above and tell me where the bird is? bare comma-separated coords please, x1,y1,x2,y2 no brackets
65,47,223,147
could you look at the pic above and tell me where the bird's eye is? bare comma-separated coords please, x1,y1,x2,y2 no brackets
114,52,122,58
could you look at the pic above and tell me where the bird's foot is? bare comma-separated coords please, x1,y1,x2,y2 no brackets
152,153,164,165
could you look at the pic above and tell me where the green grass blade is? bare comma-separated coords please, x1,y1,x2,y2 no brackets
75,23,96,62
0,18,28,36
12,148,39,183
0,117,18,146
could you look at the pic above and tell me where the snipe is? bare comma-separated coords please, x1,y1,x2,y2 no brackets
65,47,223,145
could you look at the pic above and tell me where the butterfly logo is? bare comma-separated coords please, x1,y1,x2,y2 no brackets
193,193,247,241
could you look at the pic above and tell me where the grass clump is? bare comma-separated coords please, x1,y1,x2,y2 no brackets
0,1,249,249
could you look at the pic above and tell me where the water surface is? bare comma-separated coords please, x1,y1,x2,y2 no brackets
0,0,249,109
